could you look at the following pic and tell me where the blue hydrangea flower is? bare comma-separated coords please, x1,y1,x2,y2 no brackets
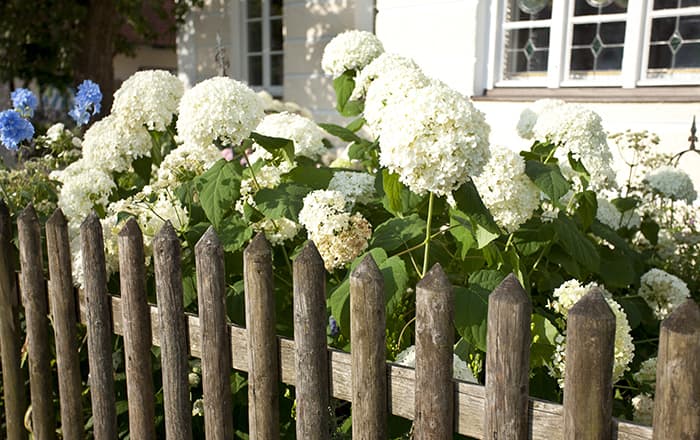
69,80,102,126
329,315,339,337
0,110,35,150
11,88,38,118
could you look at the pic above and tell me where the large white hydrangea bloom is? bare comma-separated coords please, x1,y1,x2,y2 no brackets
351,53,425,101
596,197,641,230
298,190,371,271
377,82,491,200
112,70,184,131
153,142,222,189
80,114,151,173
638,268,690,320
327,171,375,206
643,165,697,203
516,99,565,140
177,76,264,148
52,159,116,228
250,112,327,161
321,30,384,77
547,279,635,387
632,393,654,425
473,148,540,233
532,103,616,190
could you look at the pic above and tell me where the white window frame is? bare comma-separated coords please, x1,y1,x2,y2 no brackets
241,1,284,97
488,0,700,89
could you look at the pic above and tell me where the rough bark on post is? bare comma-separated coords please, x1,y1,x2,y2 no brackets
196,227,234,440
350,255,388,439
81,213,117,439
46,209,83,439
244,233,280,439
485,273,531,440
293,241,330,440
414,263,454,440
153,222,193,439
563,289,615,440
17,205,56,440
653,299,700,439
0,201,27,440
118,218,156,440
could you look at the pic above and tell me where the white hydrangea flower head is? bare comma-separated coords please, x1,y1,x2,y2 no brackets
638,268,690,320
46,123,66,142
351,53,424,101
633,357,657,384
473,147,539,233
252,112,326,160
81,114,151,173
516,99,565,139
394,345,477,383
643,165,697,203
321,29,384,77
327,171,375,206
298,190,371,271
548,279,635,386
253,217,301,246
112,70,184,131
377,82,491,199
596,197,641,230
154,142,222,189
54,159,116,228
532,103,616,190
235,161,293,213
177,76,264,149
632,393,654,425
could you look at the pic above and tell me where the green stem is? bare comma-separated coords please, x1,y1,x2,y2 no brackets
241,148,262,191
421,192,435,278
393,224,455,258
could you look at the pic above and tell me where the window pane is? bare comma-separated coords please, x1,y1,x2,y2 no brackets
675,42,700,68
247,0,261,18
574,0,627,16
271,0,283,16
679,15,700,40
570,21,625,76
682,0,700,6
648,44,673,69
506,0,552,22
271,54,284,86
248,55,262,86
503,27,550,79
270,18,283,51
651,17,677,42
248,21,262,53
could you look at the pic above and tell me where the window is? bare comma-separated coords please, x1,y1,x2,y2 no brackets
491,0,700,88
243,0,284,96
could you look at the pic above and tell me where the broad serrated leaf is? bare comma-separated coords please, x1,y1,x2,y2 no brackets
333,70,356,112
253,183,310,221
454,285,489,351
525,160,570,202
567,152,590,189
380,170,423,216
611,196,640,213
284,165,335,189
552,213,600,273
346,117,366,132
250,132,295,163
530,314,560,368
194,159,242,228
370,214,426,253
218,215,254,253
319,123,362,143
575,190,597,230
640,218,659,245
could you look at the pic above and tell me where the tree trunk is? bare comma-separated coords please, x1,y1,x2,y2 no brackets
75,0,118,117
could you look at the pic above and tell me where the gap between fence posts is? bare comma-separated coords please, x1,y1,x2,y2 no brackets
350,255,388,439
196,226,234,440
153,221,193,439
414,263,453,440
563,288,615,439
17,205,56,440
484,273,531,440
45,209,83,439
244,232,280,439
81,213,118,439
293,241,330,440
652,299,700,439
0,201,27,440
118,218,156,439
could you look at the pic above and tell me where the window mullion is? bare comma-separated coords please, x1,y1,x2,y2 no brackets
262,1,271,90
621,0,648,88
547,0,568,88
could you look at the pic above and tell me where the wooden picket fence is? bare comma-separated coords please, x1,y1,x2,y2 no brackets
0,204,699,439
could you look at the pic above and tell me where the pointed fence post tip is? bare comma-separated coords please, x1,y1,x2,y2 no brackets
491,273,529,305
245,232,271,256
416,262,450,291
18,203,37,222
47,208,67,226
661,298,700,333
568,288,614,320
351,253,382,281
157,220,176,238
295,240,323,265
196,226,221,251
118,216,142,238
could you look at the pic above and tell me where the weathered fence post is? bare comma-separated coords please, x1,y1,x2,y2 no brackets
293,242,330,440
118,218,156,439
244,233,280,439
563,289,615,439
45,209,83,439
153,222,193,439
485,273,531,440
0,201,27,440
17,205,56,439
81,213,117,439
652,299,700,439
350,255,388,439
196,227,234,439
414,263,453,440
